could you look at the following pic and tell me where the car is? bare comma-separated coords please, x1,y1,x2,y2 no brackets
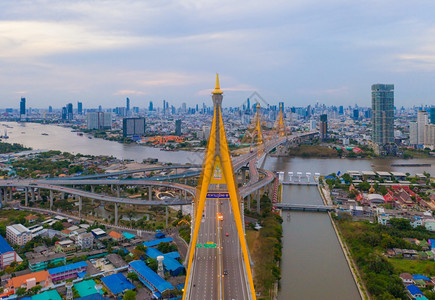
217,213,223,221
223,270,228,275
225,232,229,237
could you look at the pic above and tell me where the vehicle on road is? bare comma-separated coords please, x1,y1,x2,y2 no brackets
223,270,228,275
225,232,229,237
217,213,223,221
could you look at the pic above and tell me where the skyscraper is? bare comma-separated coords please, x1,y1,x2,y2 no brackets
163,100,166,114
126,98,130,112
371,84,394,154
417,110,428,146
175,119,182,136
430,106,435,125
66,103,73,121
353,109,359,121
20,97,26,118
123,117,146,137
87,112,112,130
320,114,327,140
149,101,153,111
77,101,83,115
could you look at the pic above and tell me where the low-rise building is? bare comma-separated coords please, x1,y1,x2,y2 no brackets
55,240,76,254
77,232,94,250
28,253,66,272
6,270,51,293
100,273,135,298
6,224,32,246
0,235,18,268
48,261,87,282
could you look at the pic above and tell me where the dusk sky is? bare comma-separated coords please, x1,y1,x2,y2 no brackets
1,0,434,109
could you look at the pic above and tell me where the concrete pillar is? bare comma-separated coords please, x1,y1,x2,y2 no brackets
0,188,3,205
165,206,168,229
117,185,120,198
91,186,95,193
50,190,54,210
31,188,35,202
256,190,260,214
148,186,152,201
247,195,251,210
9,187,12,201
37,189,41,201
114,203,119,226
78,196,82,219
61,192,65,199
25,188,28,206
111,184,114,193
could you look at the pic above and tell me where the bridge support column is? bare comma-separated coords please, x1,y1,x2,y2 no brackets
114,203,118,226
91,186,94,193
111,184,114,193
256,190,260,214
165,206,168,229
247,195,251,210
148,186,152,201
25,188,28,206
37,189,41,201
78,196,82,219
50,190,54,210
0,188,3,206
117,185,120,198
242,169,246,183
31,188,35,202
61,192,65,199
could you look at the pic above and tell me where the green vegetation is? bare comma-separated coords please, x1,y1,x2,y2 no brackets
335,215,435,299
288,145,337,158
0,142,30,154
123,290,137,300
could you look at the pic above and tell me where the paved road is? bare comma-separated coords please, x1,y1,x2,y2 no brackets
221,198,248,300
189,197,219,299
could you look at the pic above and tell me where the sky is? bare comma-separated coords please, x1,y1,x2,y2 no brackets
0,0,434,109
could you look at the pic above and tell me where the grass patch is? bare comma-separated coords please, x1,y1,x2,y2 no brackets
389,258,435,276
246,229,259,256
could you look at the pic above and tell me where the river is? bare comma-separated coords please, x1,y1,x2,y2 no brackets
0,122,203,164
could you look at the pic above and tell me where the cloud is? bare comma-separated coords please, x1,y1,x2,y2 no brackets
298,86,350,96
114,90,146,96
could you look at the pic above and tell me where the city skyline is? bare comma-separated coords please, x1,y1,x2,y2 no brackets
1,1,435,108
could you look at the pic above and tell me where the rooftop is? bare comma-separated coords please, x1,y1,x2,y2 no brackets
8,270,49,289
7,223,30,235
48,261,87,275
101,273,135,295
129,260,174,293
31,290,61,300
143,237,174,247
74,279,101,297
0,235,14,254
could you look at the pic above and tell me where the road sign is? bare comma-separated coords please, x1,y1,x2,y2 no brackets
206,193,230,199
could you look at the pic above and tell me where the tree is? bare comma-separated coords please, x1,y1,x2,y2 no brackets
127,272,139,282
16,287,27,296
123,290,136,300
52,221,64,231
389,218,412,231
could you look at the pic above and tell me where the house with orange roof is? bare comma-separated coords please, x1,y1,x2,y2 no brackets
6,270,51,293
108,230,124,242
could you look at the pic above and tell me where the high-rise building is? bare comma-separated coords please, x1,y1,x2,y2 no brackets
417,110,428,145
149,101,153,111
48,106,53,113
319,114,327,140
163,100,166,114
77,102,83,115
371,84,394,154
409,122,418,145
424,124,435,150
181,102,187,113
339,105,344,115
123,117,146,137
126,98,130,112
61,107,67,120
353,109,359,121
20,97,26,117
430,107,435,124
66,103,73,121
175,119,182,136
87,112,112,130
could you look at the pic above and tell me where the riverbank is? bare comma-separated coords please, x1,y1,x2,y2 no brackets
317,182,368,299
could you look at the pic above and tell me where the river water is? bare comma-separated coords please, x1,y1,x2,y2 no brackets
0,122,203,164
3,121,434,298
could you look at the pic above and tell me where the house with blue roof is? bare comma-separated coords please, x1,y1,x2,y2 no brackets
0,235,18,268
428,239,435,249
145,247,185,276
407,284,424,299
101,273,135,297
48,261,87,282
129,260,174,298
143,237,174,247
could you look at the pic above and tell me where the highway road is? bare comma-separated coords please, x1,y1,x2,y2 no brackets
189,196,219,299
221,198,248,300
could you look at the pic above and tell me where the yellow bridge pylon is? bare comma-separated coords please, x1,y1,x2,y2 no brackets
183,74,256,300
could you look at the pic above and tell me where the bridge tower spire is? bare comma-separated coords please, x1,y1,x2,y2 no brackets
278,102,286,137
183,74,256,300
254,102,263,145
